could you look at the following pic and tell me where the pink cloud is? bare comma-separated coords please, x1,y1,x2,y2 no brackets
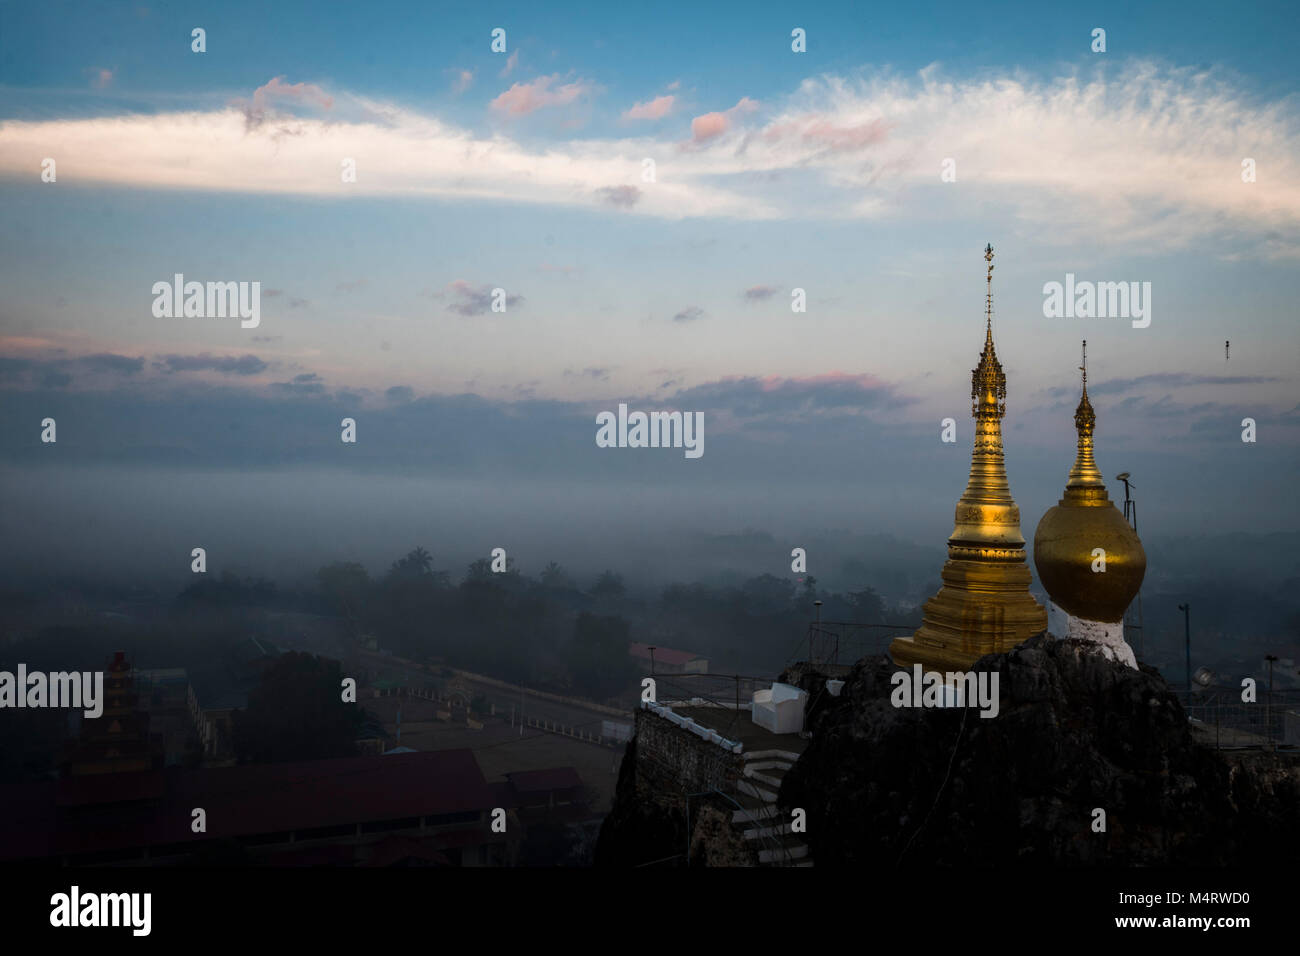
689,97,760,143
623,94,675,120
451,69,474,94
239,76,334,131
691,111,729,142
91,69,114,90
499,50,519,78
490,75,591,116
764,116,890,153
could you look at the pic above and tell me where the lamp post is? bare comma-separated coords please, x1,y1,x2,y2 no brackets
1178,604,1191,693
1116,472,1143,658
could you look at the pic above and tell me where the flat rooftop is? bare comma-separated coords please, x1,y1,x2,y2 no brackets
669,705,808,756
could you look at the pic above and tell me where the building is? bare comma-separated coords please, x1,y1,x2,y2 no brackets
629,642,708,674
0,749,516,867
1033,342,1146,668
890,246,1047,672
64,651,162,776
134,667,201,767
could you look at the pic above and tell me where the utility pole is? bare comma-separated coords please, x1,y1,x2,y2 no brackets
1116,473,1143,659
648,646,656,676
1178,604,1191,693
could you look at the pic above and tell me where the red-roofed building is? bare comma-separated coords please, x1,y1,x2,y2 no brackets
629,642,708,674
0,749,517,867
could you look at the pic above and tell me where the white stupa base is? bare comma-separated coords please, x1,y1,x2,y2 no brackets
1047,601,1137,670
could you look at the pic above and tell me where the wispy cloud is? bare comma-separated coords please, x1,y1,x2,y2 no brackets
688,97,759,145
2,64,1297,250
623,94,675,120
490,74,590,116
156,353,268,376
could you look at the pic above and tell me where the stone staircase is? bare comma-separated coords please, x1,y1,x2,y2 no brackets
731,748,813,866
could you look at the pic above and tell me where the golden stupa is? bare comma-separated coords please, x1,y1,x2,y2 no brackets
890,245,1047,672
1033,342,1146,631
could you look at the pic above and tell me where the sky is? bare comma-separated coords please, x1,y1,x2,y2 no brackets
0,0,1297,589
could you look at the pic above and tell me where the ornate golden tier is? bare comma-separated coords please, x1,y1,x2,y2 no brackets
1033,342,1145,623
891,245,1047,672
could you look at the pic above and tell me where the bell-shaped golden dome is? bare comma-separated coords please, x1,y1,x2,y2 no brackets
1033,343,1145,624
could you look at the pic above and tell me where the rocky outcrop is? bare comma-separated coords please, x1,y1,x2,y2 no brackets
595,737,756,867
779,633,1300,866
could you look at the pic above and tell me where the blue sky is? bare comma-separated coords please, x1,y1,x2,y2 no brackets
0,0,1297,584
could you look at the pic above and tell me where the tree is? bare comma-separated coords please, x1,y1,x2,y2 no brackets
567,612,635,700
317,561,372,621
231,652,361,764
386,547,433,583
848,586,885,624
540,561,575,590
590,571,625,600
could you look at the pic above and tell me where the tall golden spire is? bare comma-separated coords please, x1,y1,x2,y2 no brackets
950,244,1021,561
1066,339,1105,491
891,245,1046,673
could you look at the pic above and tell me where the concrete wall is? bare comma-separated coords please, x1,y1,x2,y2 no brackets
634,709,743,795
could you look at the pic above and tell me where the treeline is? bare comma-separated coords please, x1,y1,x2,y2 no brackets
308,548,911,699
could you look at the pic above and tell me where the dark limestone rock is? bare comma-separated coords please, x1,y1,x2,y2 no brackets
778,633,1300,866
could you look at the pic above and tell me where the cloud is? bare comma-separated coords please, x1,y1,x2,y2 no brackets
157,353,269,376
563,367,610,381
450,69,474,94
490,74,591,116
667,371,914,418
78,353,144,375
672,306,705,323
1045,372,1283,398
689,97,760,144
498,51,519,79
761,116,889,154
0,352,144,388
742,285,779,302
236,76,334,132
91,69,114,90
595,184,640,208
270,379,326,395
386,385,414,403
334,279,368,293
4,62,1298,249
446,280,522,316
623,95,675,120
